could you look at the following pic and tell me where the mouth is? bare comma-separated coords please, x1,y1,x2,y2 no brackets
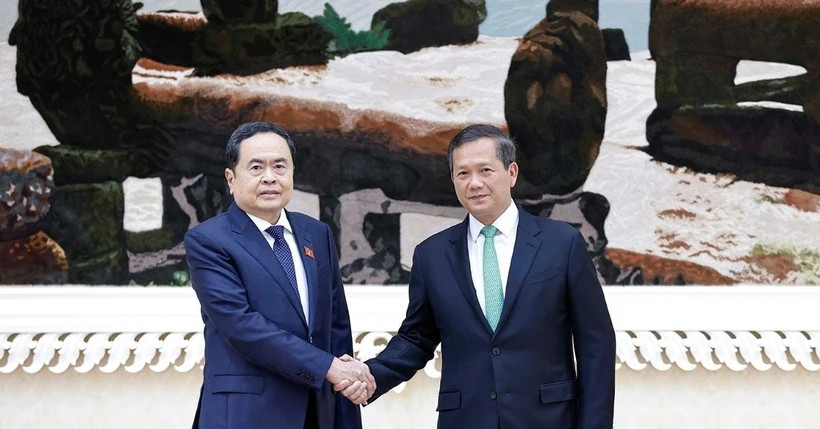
258,190,280,197
468,194,488,201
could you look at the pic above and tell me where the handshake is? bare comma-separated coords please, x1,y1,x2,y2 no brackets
325,354,377,405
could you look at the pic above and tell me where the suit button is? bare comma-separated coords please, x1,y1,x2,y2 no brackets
309,336,313,343
492,347,500,356
490,392,497,400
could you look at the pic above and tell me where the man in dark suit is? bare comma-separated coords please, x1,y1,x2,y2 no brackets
185,121,373,429
341,124,615,428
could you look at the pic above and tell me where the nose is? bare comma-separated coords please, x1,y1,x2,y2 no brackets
261,167,277,183
467,174,483,189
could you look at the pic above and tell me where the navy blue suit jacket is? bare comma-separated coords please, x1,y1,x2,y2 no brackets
366,208,615,429
184,203,361,429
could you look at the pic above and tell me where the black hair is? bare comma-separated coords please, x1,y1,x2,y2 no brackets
225,121,296,170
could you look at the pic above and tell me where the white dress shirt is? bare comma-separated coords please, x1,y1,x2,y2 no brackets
248,211,310,321
467,201,519,315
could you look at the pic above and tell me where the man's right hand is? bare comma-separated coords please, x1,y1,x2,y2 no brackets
326,354,376,405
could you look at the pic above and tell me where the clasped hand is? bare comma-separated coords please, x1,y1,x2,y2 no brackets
326,354,376,405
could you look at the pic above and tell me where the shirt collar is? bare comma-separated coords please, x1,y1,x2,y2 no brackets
468,201,519,242
246,210,293,236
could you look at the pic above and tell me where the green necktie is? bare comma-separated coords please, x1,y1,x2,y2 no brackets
481,225,504,331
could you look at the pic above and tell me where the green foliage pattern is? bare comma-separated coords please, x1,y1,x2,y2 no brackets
315,3,390,57
171,270,192,286
751,243,820,285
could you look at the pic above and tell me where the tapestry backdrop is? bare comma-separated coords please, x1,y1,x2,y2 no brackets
1,0,817,286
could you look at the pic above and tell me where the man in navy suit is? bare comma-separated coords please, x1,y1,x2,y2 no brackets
185,122,373,429
341,124,615,428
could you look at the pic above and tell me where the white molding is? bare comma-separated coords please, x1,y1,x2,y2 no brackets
1,286,819,374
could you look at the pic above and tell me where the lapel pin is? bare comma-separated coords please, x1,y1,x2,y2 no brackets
304,247,315,259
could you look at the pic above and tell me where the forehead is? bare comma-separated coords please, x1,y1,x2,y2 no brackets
238,132,291,161
452,137,499,165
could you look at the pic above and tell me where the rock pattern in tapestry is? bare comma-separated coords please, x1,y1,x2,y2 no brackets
646,0,819,193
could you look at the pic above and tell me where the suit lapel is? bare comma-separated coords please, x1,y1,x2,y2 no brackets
289,212,318,335
496,208,541,333
228,204,308,328
446,217,494,336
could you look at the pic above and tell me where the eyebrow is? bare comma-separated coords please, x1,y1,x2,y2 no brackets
246,157,289,166
455,162,492,170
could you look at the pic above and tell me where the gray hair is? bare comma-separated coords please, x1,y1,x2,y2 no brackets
447,124,516,174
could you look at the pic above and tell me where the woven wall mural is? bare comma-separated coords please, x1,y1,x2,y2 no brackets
0,0,817,285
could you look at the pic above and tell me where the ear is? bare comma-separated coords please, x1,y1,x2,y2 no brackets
224,168,235,194
508,162,519,188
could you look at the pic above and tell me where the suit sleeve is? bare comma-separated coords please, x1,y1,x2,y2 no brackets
324,224,363,429
567,230,616,429
365,247,441,403
184,228,333,390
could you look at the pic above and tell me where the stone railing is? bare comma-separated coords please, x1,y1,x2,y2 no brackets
2,286,819,375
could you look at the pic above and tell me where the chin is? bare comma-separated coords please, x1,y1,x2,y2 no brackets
468,200,490,211
256,196,281,206
468,208,488,220
253,201,280,211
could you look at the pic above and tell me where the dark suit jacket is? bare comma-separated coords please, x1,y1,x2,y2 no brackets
366,208,615,429
184,203,361,429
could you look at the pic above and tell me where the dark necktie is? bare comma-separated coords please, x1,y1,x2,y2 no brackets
266,225,300,301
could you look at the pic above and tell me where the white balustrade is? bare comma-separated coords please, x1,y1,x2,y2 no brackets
1,286,819,375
